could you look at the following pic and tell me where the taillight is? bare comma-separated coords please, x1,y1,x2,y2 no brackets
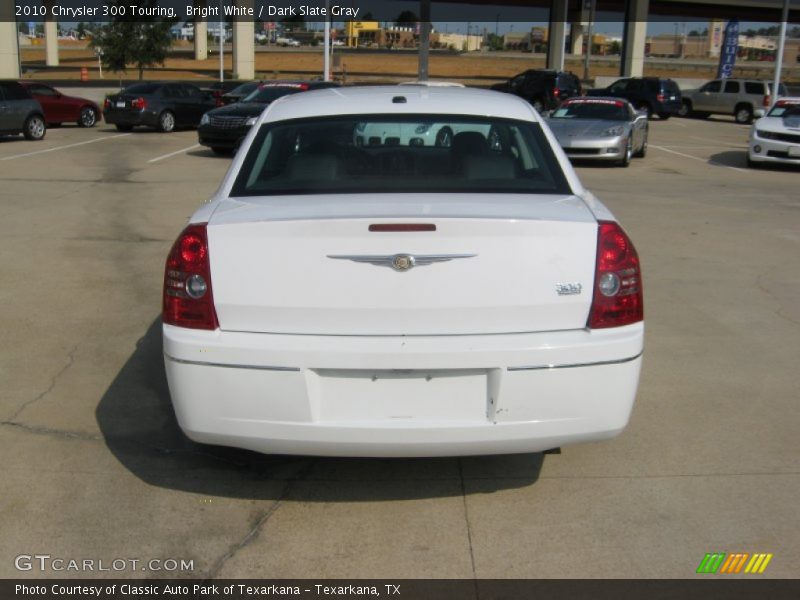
587,221,643,329
656,93,665,102
103,98,110,110
553,87,560,98
763,95,771,107
131,96,147,110
163,224,219,330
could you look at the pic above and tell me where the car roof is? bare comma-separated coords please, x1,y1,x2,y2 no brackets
261,85,539,123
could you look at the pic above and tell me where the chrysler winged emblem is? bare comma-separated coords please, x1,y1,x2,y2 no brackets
327,253,477,272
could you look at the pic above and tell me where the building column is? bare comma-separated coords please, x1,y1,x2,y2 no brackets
44,2,59,67
232,13,254,80
570,22,584,55
0,18,21,79
194,20,208,61
620,0,649,77
418,0,431,81
546,0,568,71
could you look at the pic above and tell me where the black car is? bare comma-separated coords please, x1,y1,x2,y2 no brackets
198,81,340,154
103,82,218,132
587,77,682,119
0,81,46,141
491,70,582,113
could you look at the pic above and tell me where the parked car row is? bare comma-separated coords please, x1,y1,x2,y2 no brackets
0,80,102,142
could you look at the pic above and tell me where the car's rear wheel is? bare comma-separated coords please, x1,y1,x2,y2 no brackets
115,124,133,132
531,98,545,113
678,99,692,117
157,110,176,133
78,106,98,127
734,104,753,124
658,112,671,120
619,139,632,167
633,132,648,158
23,115,46,141
211,147,232,155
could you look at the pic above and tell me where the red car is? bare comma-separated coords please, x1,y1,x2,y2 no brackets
19,82,102,128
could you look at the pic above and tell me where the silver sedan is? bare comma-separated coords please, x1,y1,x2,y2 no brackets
546,97,649,167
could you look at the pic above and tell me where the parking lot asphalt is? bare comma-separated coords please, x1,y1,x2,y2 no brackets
1,115,798,580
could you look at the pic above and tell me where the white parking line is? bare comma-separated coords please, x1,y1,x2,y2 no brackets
0,134,131,161
148,144,201,163
650,144,747,173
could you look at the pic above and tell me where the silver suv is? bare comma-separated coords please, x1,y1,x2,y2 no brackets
679,79,788,124
0,81,46,140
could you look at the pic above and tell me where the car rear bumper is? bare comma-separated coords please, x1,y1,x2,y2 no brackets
104,109,158,127
163,323,644,457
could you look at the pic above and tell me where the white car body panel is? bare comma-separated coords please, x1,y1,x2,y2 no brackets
748,98,800,165
164,86,643,457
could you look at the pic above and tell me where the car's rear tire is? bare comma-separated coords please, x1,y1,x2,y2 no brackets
531,98,545,113
633,132,648,158
211,147,232,155
619,139,632,167
658,113,671,120
157,110,176,133
78,106,98,128
115,124,134,132
678,99,692,117
734,104,753,124
23,115,46,141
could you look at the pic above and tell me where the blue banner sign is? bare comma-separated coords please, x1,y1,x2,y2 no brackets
717,19,740,79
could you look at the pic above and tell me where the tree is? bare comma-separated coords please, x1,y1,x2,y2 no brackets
90,1,175,80
76,22,86,39
394,11,419,26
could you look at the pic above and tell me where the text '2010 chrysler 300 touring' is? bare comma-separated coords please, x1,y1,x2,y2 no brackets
163,85,644,457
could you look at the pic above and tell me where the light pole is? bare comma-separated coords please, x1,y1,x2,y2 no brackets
772,0,790,105
582,0,595,81
218,0,224,82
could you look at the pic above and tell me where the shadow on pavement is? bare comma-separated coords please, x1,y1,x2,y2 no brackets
709,150,749,169
95,319,544,501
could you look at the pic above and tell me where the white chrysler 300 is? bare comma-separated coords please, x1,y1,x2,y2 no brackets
163,85,644,457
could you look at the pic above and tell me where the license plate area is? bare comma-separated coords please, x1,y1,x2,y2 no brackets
314,369,488,422
116,101,126,108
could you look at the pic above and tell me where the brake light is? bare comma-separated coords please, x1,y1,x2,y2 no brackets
656,93,665,102
553,87,560,98
163,224,219,330
763,95,771,107
103,98,110,110
587,221,643,329
131,96,147,110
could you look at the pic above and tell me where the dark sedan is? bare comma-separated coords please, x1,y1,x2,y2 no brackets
198,81,339,154
103,82,217,132
20,82,101,127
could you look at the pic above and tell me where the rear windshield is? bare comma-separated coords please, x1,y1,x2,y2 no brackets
551,101,629,121
767,101,800,118
227,82,260,97
231,114,570,197
243,86,305,103
662,80,680,94
124,83,160,95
